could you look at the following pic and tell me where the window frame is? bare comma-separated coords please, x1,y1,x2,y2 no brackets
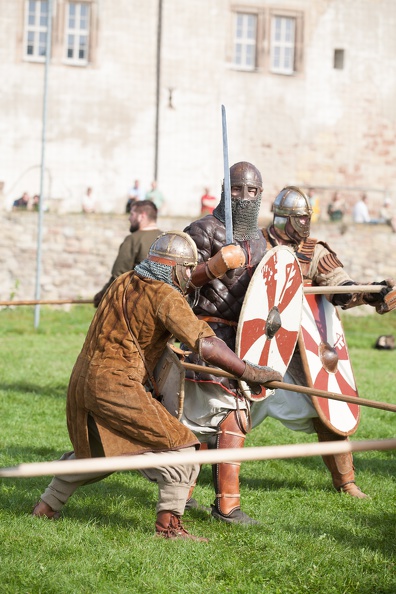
228,6,304,76
64,1,91,66
23,0,50,63
270,15,296,75
334,48,345,70
232,11,258,71
268,8,304,76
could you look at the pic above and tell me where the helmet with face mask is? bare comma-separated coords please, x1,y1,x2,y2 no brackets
213,161,263,241
135,231,198,294
272,186,313,245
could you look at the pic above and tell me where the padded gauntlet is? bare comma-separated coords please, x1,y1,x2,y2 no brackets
207,245,246,279
190,245,246,289
240,361,283,395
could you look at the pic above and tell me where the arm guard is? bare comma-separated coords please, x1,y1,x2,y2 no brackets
198,335,245,377
198,337,283,395
190,244,245,289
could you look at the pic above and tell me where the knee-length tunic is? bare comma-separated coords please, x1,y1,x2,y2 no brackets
66,271,215,458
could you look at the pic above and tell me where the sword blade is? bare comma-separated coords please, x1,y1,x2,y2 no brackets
221,105,233,245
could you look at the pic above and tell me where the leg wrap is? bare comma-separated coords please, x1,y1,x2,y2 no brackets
313,418,356,490
186,443,208,501
210,410,247,516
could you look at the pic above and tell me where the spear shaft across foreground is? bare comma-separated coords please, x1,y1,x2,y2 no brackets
0,285,385,306
0,438,395,478
181,362,396,414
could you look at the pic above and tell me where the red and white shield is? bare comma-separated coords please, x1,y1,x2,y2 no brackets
236,246,303,401
299,289,360,436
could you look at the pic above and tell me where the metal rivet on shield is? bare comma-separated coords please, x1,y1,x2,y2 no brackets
265,306,282,340
319,341,339,373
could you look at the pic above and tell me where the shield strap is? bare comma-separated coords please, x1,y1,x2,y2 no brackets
198,315,237,327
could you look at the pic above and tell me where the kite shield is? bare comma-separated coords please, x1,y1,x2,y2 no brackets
299,288,360,436
236,246,303,401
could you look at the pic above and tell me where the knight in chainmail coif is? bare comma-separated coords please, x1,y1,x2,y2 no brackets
178,162,269,526
32,230,281,541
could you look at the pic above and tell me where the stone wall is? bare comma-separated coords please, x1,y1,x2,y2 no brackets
1,212,395,303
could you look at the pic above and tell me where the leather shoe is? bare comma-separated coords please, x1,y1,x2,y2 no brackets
32,500,61,520
211,505,260,525
155,511,208,541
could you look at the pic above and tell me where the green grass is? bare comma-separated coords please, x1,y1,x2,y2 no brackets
0,306,395,594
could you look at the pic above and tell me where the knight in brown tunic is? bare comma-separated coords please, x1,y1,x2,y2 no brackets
33,231,281,540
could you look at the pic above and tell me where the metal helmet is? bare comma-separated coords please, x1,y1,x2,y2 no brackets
230,161,263,199
213,162,263,241
272,186,313,244
147,231,198,293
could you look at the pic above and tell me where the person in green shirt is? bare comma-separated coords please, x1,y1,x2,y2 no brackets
93,200,162,307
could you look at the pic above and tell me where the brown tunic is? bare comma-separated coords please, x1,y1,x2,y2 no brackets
66,271,215,458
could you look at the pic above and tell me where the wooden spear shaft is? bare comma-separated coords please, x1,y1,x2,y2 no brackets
181,362,396,413
0,286,383,306
0,299,93,306
0,438,395,478
303,285,383,295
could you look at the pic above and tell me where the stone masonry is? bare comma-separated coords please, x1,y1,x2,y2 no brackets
1,212,395,304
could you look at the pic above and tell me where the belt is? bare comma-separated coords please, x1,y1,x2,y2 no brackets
198,315,237,327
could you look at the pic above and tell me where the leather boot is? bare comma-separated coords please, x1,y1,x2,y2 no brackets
210,410,259,525
313,418,368,498
32,500,61,520
155,511,208,542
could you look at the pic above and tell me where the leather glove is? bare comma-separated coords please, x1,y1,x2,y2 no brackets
240,361,283,395
207,244,246,279
363,278,395,305
331,281,357,307
365,278,396,314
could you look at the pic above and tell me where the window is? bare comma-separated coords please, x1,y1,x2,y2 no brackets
65,2,90,64
270,16,296,75
233,13,258,70
334,49,345,70
24,0,49,61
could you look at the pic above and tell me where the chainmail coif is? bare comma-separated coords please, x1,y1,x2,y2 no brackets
134,259,182,294
213,191,261,241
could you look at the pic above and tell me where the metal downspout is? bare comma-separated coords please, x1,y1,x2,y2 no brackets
154,0,163,182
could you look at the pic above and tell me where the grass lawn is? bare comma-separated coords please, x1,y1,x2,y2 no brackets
0,306,395,594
